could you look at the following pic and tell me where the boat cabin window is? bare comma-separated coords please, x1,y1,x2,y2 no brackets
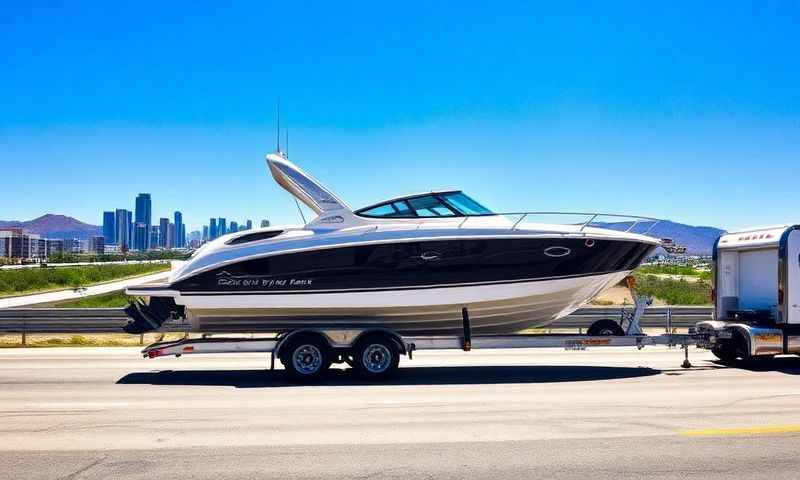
406,196,458,217
358,201,416,218
356,192,493,218
440,192,492,216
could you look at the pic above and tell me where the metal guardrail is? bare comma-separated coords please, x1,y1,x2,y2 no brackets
0,306,712,334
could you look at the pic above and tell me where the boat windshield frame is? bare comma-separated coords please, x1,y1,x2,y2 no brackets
355,191,494,219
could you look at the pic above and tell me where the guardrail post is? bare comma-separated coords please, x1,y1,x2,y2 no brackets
666,307,673,334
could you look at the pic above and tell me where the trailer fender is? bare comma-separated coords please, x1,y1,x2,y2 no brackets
725,324,783,357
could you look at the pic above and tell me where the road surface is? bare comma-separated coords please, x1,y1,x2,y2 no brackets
1,346,800,479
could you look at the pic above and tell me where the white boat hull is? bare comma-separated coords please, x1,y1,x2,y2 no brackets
178,271,630,334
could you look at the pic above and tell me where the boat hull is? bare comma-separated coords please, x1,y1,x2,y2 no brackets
179,270,631,334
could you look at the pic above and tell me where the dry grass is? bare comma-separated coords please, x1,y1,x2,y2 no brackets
0,333,188,348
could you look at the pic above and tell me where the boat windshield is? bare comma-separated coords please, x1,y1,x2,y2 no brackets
439,192,493,216
356,191,494,218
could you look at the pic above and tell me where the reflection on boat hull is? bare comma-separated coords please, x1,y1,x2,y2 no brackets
182,271,630,334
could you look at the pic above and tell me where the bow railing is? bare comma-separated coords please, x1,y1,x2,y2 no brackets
455,211,661,234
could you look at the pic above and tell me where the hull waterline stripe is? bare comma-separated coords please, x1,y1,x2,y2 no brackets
173,269,627,296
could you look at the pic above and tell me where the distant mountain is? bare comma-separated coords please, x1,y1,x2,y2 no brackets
599,220,725,256
0,214,102,240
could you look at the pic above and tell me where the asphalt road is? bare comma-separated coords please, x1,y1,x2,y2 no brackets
2,346,800,479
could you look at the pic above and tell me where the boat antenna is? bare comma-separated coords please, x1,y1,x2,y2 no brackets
285,129,289,157
276,97,281,153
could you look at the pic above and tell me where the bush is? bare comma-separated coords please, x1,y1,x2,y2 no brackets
0,263,170,296
47,250,190,263
633,274,711,305
637,264,711,281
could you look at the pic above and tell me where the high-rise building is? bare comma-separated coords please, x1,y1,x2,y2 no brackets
149,226,160,249
202,226,209,241
218,218,227,237
174,211,184,248
115,209,132,251
230,221,238,233
133,222,148,251
260,219,270,228
246,219,253,230
166,223,176,249
134,193,152,250
210,218,217,240
102,211,116,244
159,218,169,247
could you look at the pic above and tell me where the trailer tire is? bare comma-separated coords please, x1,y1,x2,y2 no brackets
352,333,400,380
711,340,738,364
279,334,332,382
587,319,625,336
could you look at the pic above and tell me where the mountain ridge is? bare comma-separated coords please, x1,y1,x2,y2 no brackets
0,214,102,240
598,220,725,255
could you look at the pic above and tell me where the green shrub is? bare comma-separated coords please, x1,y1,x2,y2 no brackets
637,264,711,281
0,263,170,296
633,273,711,305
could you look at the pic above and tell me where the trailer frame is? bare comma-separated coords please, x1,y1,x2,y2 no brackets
141,300,699,381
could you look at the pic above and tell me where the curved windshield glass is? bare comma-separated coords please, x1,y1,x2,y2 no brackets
440,192,493,215
356,192,493,218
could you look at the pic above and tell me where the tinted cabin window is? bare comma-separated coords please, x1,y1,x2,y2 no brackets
407,195,458,217
359,202,417,218
441,192,492,215
360,204,396,217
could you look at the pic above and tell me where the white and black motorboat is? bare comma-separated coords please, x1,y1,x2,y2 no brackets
124,151,661,334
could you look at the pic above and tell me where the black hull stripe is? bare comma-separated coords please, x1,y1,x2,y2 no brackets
177,269,624,296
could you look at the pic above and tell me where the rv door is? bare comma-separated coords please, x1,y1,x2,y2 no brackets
738,248,778,313
788,230,800,324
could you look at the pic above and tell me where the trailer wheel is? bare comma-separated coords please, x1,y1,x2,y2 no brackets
352,334,400,380
280,334,332,382
711,340,738,364
587,319,625,336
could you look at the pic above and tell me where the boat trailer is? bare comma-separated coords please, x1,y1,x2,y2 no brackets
141,295,701,382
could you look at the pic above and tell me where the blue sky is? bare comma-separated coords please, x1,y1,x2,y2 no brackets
1,1,798,231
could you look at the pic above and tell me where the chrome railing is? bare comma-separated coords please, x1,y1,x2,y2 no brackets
456,211,661,234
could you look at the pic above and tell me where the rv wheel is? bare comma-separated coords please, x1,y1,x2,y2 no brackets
587,319,625,336
280,334,332,382
353,334,400,380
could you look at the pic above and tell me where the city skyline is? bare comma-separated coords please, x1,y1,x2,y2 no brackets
99,190,269,251
102,192,191,251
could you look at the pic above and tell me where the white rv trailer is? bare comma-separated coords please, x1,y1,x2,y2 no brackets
696,224,800,362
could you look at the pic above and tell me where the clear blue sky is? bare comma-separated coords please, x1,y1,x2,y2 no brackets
1,1,798,231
